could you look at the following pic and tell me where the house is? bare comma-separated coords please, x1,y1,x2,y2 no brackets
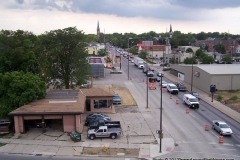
9,88,115,134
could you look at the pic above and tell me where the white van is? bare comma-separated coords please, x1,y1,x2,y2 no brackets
183,94,199,109
166,83,179,94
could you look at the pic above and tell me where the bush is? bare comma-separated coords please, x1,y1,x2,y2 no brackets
230,95,238,101
217,95,222,101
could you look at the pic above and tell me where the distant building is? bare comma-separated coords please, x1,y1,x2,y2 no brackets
97,21,100,38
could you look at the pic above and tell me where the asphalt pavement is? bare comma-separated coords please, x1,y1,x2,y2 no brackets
0,63,239,159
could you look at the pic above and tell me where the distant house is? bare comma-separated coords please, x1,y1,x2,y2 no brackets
87,42,106,55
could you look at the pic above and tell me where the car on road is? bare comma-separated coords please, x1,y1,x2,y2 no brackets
166,83,179,94
212,120,232,136
156,77,161,82
147,71,154,77
160,81,167,88
85,113,111,126
157,72,163,77
175,82,187,92
131,59,134,63
183,94,199,109
112,94,121,104
190,91,200,100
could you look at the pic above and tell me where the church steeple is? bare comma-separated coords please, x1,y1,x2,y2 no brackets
169,24,173,38
97,21,100,38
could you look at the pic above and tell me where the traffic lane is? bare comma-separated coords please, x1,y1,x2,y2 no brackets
136,85,240,158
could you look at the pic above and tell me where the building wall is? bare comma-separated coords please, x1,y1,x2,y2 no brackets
63,115,75,132
171,65,211,93
212,75,240,91
14,116,24,134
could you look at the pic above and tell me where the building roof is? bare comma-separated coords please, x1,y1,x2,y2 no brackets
81,88,114,97
196,64,240,75
9,89,85,116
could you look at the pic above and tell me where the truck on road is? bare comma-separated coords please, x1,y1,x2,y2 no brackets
88,119,121,130
87,126,122,140
134,57,144,69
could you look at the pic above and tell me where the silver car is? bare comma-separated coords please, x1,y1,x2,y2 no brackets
161,81,167,88
212,120,232,136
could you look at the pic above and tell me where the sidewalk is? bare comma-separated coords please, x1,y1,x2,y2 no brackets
153,64,240,124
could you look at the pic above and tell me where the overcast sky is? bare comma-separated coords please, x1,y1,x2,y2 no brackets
1,0,240,35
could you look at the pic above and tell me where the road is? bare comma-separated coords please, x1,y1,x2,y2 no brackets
110,47,240,159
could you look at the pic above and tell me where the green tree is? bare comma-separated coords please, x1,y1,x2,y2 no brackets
184,57,197,64
201,55,214,64
39,27,91,89
170,57,175,63
129,46,138,55
186,48,193,53
195,49,203,58
98,49,107,57
214,43,226,54
139,51,147,59
222,54,232,63
0,30,39,74
0,71,46,117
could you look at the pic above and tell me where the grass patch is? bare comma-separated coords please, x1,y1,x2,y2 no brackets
0,143,6,147
230,95,238,101
217,95,223,101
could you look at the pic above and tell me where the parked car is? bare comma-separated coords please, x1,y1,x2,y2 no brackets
112,94,121,104
88,119,121,130
157,72,163,77
81,81,90,88
160,63,170,67
212,120,232,136
35,120,46,128
160,81,167,88
166,83,179,94
190,91,200,100
70,131,81,142
175,82,187,92
85,113,111,126
87,126,122,140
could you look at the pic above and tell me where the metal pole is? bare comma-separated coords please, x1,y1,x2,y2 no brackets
160,74,163,153
120,55,122,70
191,57,193,92
147,77,148,108
128,39,129,80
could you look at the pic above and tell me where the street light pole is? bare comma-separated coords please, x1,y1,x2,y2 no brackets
147,77,148,108
159,73,164,153
128,37,133,80
120,54,122,70
191,54,193,92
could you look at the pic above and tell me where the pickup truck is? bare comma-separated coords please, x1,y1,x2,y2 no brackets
88,119,121,130
87,126,122,140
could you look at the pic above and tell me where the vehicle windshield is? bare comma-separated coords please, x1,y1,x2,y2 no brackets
220,124,229,128
162,81,167,84
170,86,178,89
189,98,198,102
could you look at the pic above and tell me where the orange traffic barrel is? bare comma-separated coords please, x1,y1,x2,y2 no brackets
162,88,165,93
170,94,172,99
186,108,189,114
205,124,209,131
130,76,132,80
176,99,179,104
219,136,224,144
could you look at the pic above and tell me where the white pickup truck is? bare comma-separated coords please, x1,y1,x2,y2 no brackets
87,126,122,140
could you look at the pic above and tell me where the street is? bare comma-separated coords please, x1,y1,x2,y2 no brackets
111,47,240,159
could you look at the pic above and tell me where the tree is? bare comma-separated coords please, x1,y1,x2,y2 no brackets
39,27,91,89
129,46,138,55
170,57,175,63
186,48,193,53
214,43,226,54
0,30,39,74
195,49,203,58
183,57,197,64
0,71,46,118
222,54,232,63
200,54,214,64
98,49,107,57
139,51,147,59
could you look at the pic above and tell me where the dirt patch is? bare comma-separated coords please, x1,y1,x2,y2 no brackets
102,85,137,106
214,90,240,113
82,147,139,157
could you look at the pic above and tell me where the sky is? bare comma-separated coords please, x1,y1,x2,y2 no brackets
1,0,240,35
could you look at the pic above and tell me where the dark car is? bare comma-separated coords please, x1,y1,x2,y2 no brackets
85,113,111,126
190,91,200,100
175,82,187,92
157,72,163,77
70,131,81,142
160,63,170,67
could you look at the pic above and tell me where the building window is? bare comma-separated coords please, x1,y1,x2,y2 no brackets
94,100,111,109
